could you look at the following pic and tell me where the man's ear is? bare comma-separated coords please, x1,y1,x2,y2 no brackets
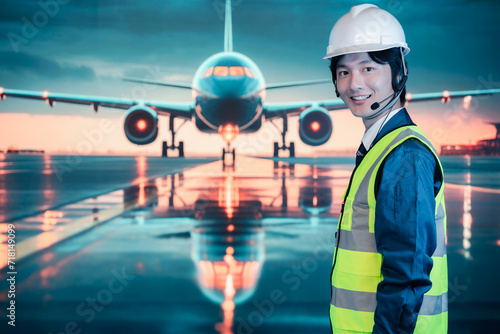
395,69,404,90
333,81,340,97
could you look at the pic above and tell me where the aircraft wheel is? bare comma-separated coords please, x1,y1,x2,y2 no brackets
178,141,184,157
289,142,295,158
273,142,279,157
232,148,236,164
162,141,168,157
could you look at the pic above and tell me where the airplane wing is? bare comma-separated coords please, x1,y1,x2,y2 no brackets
265,79,331,90
0,88,194,119
263,88,500,120
263,100,345,120
405,88,500,103
122,77,192,90
122,77,331,91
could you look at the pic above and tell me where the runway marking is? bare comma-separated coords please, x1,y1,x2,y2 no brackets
2,183,159,269
0,169,55,175
14,202,126,267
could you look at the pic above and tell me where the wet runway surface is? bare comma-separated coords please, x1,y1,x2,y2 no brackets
0,154,499,333
0,154,218,223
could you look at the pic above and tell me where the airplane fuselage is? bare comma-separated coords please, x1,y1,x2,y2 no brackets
192,52,266,134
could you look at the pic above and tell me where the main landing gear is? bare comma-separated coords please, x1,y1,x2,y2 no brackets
271,113,295,158
162,116,186,157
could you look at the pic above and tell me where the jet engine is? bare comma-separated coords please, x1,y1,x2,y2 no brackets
298,107,333,146
123,105,158,145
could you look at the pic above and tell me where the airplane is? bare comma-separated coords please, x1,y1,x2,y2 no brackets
1,0,500,165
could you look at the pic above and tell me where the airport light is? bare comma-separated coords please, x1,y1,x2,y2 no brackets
442,90,450,104
463,95,472,110
219,123,239,143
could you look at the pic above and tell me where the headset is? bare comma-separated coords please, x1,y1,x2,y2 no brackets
364,47,408,120
363,73,407,120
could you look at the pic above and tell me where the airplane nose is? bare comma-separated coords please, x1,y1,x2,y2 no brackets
216,80,250,98
199,96,260,125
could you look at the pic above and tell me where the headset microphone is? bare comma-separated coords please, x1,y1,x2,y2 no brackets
370,94,395,111
364,74,408,120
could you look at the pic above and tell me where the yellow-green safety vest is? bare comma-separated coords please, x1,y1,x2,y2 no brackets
330,125,448,333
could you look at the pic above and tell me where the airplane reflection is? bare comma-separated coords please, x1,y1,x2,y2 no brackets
122,162,333,333
299,185,332,215
193,225,265,334
124,184,158,208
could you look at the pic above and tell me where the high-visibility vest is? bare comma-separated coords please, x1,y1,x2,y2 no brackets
330,125,448,333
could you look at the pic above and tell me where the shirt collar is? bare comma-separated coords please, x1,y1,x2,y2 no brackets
361,107,404,151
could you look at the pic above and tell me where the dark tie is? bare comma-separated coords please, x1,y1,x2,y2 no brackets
355,143,367,166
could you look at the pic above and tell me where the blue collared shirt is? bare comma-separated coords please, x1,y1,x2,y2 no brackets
358,109,441,334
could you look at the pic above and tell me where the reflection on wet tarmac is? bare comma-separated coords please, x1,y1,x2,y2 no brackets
135,159,339,333
0,156,498,333
193,225,264,334
462,172,472,260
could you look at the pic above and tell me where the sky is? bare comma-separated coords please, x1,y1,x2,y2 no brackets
0,0,499,156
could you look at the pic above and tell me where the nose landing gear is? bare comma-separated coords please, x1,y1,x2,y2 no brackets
219,124,239,168
222,144,236,168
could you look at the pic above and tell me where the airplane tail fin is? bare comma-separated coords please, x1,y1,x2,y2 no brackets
224,0,233,52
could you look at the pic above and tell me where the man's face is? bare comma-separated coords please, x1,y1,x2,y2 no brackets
335,52,395,120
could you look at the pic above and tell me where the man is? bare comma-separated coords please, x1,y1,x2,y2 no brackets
324,4,448,334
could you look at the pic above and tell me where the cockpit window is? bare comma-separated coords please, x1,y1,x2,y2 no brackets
205,65,256,78
229,66,244,76
214,66,229,76
244,67,254,78
203,67,213,77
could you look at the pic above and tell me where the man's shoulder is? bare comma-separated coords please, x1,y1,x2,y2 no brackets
384,137,437,169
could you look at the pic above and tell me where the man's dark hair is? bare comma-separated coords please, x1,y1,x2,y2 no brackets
329,47,408,105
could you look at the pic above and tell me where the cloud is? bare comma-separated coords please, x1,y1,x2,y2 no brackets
0,51,96,82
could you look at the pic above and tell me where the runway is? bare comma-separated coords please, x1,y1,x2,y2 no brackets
0,154,499,333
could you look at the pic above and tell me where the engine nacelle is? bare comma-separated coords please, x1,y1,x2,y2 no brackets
123,105,158,145
298,107,333,146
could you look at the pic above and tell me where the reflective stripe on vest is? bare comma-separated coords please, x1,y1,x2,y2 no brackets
330,126,448,333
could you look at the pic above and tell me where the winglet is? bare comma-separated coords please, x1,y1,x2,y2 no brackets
224,0,233,52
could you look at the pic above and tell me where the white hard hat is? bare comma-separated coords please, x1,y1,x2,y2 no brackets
324,4,410,59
